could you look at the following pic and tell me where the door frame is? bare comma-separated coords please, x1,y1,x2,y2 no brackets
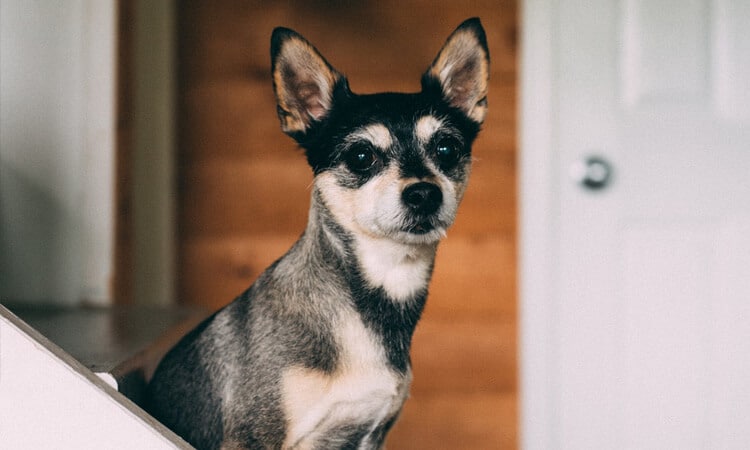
115,0,177,307
519,0,558,448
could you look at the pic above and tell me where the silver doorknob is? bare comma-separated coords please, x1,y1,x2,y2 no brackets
570,156,613,190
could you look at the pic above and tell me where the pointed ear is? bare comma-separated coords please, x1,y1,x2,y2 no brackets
271,27,344,136
423,18,490,124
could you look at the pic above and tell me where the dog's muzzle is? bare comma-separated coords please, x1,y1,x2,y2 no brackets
401,182,443,234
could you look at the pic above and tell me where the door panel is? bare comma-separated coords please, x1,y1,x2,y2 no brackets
622,225,713,448
622,0,711,106
522,0,750,448
715,0,750,121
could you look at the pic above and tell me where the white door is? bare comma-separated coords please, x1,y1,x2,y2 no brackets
521,0,750,449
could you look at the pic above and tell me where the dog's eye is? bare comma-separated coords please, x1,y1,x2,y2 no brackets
345,145,378,173
435,137,462,169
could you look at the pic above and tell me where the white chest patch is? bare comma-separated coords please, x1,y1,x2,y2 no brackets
355,235,435,301
281,311,411,449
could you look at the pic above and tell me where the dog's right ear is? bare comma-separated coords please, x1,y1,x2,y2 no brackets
422,18,490,124
271,28,343,137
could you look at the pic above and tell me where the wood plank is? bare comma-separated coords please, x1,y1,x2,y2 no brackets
429,236,517,320
180,159,311,237
410,318,517,394
179,80,290,162
177,1,517,83
452,157,517,236
386,391,517,450
179,235,297,309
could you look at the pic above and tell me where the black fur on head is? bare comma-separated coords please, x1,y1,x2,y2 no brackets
271,18,490,174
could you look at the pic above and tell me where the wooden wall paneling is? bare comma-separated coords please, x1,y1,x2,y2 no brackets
176,2,517,448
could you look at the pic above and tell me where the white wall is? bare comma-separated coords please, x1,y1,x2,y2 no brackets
0,0,116,305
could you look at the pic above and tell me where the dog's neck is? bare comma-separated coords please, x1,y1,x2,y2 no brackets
305,187,438,300
351,234,437,301
299,187,436,371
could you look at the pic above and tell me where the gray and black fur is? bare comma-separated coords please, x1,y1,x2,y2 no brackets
147,18,490,450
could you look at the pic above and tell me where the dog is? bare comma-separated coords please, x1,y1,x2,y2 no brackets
146,18,489,450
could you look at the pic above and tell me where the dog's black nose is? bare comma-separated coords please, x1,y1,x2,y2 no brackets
402,182,443,215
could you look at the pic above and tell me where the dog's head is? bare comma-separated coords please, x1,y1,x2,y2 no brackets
271,19,489,245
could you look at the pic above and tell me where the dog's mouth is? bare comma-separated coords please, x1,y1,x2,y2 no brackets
403,214,451,236
380,215,450,244
408,221,435,234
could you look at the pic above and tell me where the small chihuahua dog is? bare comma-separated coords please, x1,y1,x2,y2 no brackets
147,18,489,450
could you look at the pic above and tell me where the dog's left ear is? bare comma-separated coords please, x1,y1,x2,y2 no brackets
423,18,490,124
271,27,344,137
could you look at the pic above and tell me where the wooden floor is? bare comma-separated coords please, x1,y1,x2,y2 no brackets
175,2,518,448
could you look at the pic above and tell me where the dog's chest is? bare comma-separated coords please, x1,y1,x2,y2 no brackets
280,311,410,449
355,235,434,301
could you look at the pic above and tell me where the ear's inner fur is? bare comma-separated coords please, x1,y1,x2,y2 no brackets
272,28,342,135
424,18,490,124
